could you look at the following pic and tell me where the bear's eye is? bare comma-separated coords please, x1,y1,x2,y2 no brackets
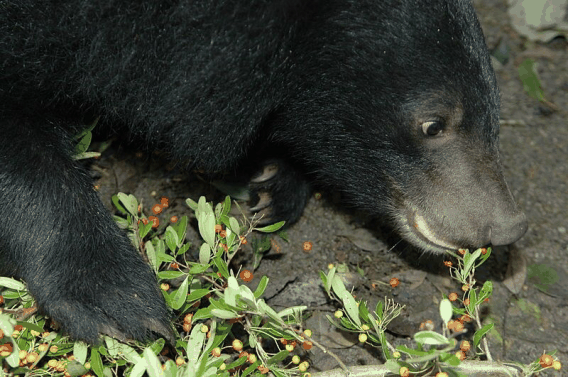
421,121,444,136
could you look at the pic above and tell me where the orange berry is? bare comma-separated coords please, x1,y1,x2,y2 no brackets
448,292,458,301
176,357,185,365
455,350,466,361
148,216,159,228
232,339,243,352
480,247,487,254
239,269,253,282
463,298,470,306
214,224,222,233
453,321,464,332
239,236,248,244
459,314,471,323
458,249,467,255
461,284,469,292
182,323,191,332
247,354,257,364
280,338,288,345
303,241,313,251
26,352,39,363
552,360,561,370
184,313,193,324
219,230,227,238
152,204,162,214
170,216,178,223
460,340,471,352
302,341,313,350
160,197,169,207
389,277,400,288
399,366,410,377
211,347,221,357
419,319,434,331
443,261,452,267
160,283,170,291
539,354,554,368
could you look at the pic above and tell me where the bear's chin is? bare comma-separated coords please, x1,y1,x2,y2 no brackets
393,211,463,254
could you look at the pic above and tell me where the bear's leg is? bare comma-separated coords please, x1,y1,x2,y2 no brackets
248,159,311,225
0,115,172,343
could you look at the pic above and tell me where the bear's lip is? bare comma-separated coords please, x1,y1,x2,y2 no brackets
411,213,460,251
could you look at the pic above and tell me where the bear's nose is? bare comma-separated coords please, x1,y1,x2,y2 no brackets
488,211,528,246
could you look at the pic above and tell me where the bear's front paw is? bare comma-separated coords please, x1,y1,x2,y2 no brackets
248,159,310,225
31,259,173,344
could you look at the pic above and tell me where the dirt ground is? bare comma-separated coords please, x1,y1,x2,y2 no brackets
93,0,568,375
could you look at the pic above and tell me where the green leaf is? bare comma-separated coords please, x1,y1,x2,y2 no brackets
199,243,211,265
477,280,493,305
439,298,453,324
221,196,232,217
117,193,138,217
439,352,461,366
177,243,191,256
187,289,211,302
463,249,481,278
414,331,450,346
467,288,477,316
74,130,92,155
228,217,240,237
473,323,494,348
211,309,239,319
518,58,546,102
198,213,216,249
254,221,285,233
189,263,210,274
139,221,152,239
171,276,189,310
74,341,89,364
186,198,198,211
225,355,248,370
145,241,158,272
375,300,384,320
242,361,261,377
112,194,128,214
224,276,239,307
165,227,180,253
157,271,185,280
187,326,206,373
331,274,361,326
144,347,163,377
214,256,229,278
90,348,104,377
254,276,269,298
267,350,290,365
277,306,307,319
193,307,213,322
396,345,429,356
384,359,402,374
358,301,371,324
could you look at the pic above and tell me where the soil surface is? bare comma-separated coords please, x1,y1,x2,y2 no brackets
93,0,568,375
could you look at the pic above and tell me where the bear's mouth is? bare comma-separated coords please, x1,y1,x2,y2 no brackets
410,212,460,251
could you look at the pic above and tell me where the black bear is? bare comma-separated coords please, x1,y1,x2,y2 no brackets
0,0,527,343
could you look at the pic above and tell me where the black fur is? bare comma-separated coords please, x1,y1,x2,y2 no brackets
0,0,527,343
